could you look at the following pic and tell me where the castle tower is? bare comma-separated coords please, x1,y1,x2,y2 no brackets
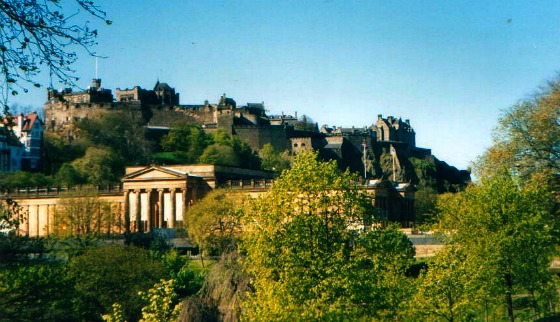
92,78,102,90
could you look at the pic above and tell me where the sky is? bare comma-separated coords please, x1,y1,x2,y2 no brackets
13,0,560,170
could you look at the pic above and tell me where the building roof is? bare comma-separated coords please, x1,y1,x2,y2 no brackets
21,112,43,131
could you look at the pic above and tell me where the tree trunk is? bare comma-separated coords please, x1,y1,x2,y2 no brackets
505,273,515,322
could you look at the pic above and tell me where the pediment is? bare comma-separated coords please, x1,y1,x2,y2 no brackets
122,166,188,181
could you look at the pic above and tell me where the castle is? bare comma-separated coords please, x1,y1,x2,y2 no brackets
44,78,445,181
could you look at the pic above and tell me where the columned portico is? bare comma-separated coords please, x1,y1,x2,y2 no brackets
122,165,206,231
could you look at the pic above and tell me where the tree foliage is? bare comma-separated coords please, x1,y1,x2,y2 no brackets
0,170,53,191
437,172,558,321
160,122,211,163
75,113,153,166
258,143,291,174
0,261,76,321
53,188,121,238
0,0,111,112
410,246,480,322
186,190,243,258
68,244,167,321
241,151,415,320
0,196,22,232
139,279,183,322
71,146,124,185
477,77,560,193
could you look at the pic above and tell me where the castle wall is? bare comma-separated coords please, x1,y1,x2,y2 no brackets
234,126,290,152
44,102,144,132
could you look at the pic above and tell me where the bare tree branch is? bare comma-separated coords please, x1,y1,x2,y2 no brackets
0,0,110,114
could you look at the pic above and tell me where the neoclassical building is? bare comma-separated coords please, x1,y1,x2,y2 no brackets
7,164,274,236
121,164,274,232
6,164,416,237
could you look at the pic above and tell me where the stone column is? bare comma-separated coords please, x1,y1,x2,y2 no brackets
35,205,40,237
135,190,142,232
169,190,176,229
147,190,153,232
45,204,50,236
181,188,187,224
124,190,130,233
25,205,30,236
158,189,164,228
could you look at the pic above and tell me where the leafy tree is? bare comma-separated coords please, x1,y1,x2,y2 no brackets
199,143,239,166
139,279,183,322
0,0,111,112
258,143,291,173
414,186,439,226
0,196,22,233
409,246,480,322
294,114,317,132
199,130,261,169
53,163,85,186
71,146,124,184
75,113,153,165
437,172,557,322
0,170,53,191
42,131,88,176
53,188,121,238
102,303,126,322
68,244,167,321
160,249,205,298
179,251,249,322
476,77,560,194
160,122,211,163
186,190,242,263
241,151,414,320
0,261,77,321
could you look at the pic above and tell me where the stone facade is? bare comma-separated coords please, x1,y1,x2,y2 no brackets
8,164,415,236
372,114,416,147
8,164,275,236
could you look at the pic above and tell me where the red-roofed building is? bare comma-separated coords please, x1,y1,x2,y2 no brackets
12,112,44,170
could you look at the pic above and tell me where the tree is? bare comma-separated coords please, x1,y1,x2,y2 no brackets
414,186,439,227
199,130,261,169
258,143,291,174
0,170,53,191
138,279,183,322
53,163,85,186
75,113,153,165
409,246,480,322
0,261,77,321
437,172,558,321
179,251,250,322
241,151,414,320
476,77,560,193
42,131,88,176
160,122,211,163
71,146,124,184
0,196,22,232
0,0,111,112
186,190,242,263
68,244,167,321
294,114,317,132
53,188,121,238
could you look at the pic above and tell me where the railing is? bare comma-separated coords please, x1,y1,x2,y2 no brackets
3,184,124,198
220,179,274,190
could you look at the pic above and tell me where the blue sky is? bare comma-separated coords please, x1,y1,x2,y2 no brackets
13,0,560,170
